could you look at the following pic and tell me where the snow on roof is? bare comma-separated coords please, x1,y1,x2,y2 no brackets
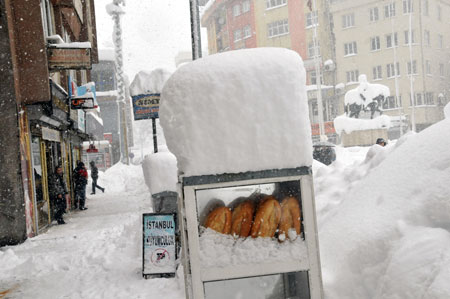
129,69,172,97
98,48,115,61
333,114,391,135
160,47,312,177
50,42,92,49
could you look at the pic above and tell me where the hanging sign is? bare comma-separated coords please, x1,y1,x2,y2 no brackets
42,127,61,142
142,213,176,277
132,94,160,120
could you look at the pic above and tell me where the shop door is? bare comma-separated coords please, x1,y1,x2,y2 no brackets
31,137,51,231
45,140,62,221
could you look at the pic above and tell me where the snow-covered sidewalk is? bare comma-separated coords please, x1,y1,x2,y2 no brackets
0,163,184,299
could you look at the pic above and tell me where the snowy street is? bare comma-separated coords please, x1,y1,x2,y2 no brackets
0,164,184,299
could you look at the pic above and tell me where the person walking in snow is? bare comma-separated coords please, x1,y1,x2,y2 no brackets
49,166,69,225
90,160,105,195
74,161,88,210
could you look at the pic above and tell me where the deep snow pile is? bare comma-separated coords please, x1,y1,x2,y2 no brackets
314,118,450,298
129,68,172,96
142,150,178,194
333,114,391,135
160,48,312,177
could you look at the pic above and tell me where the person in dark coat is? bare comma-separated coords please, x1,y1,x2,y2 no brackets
73,161,88,210
49,166,69,224
90,161,105,195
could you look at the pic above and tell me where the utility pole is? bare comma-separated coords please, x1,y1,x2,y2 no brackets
408,10,416,132
190,0,202,61
311,0,326,141
390,0,403,136
108,0,129,164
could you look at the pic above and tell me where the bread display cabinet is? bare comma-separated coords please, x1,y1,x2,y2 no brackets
178,167,324,299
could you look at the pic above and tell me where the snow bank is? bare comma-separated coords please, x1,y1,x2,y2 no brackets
333,114,391,134
160,48,312,177
142,151,178,194
315,118,450,298
99,162,147,194
444,102,450,119
129,69,172,96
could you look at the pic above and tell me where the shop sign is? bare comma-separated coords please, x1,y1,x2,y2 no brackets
311,121,336,135
47,47,91,71
78,110,85,132
142,213,176,277
132,94,160,120
42,127,61,142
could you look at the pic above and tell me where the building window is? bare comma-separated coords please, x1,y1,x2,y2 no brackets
383,96,401,109
426,60,432,75
266,0,287,9
243,25,251,39
407,60,418,75
423,0,429,15
234,29,242,42
346,70,359,83
424,30,430,46
342,13,355,28
425,92,434,105
413,93,423,106
233,4,241,16
370,36,381,51
384,3,396,18
306,11,319,28
386,32,398,48
309,71,323,85
344,41,357,56
437,5,442,20
267,19,289,38
40,0,54,37
370,7,379,22
308,41,320,58
440,63,445,77
403,0,413,13
387,62,400,78
404,30,415,44
242,0,251,13
373,65,382,80
438,34,443,48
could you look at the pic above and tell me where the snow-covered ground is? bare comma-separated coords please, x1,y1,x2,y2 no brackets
2,118,450,298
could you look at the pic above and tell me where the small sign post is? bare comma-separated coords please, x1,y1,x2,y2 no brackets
142,213,177,278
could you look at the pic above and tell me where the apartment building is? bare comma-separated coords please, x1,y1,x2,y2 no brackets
330,0,450,135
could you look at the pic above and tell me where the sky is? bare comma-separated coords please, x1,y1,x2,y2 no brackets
94,0,207,82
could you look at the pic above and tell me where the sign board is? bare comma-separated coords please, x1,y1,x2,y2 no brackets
47,47,91,71
71,97,95,109
311,121,336,135
42,126,61,142
143,213,176,277
77,110,85,132
132,94,160,120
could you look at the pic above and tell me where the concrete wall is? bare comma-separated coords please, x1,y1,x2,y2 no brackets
0,0,27,246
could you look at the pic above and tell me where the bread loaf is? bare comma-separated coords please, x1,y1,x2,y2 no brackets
231,200,255,238
279,196,301,241
250,196,281,238
204,206,232,234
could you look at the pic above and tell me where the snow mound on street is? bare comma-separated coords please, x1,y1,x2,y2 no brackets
99,162,147,194
160,47,312,176
142,150,178,194
314,118,450,298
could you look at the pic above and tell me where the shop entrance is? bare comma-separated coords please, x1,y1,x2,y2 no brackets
31,136,50,231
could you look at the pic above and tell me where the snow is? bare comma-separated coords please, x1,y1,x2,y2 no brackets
96,90,118,97
129,69,173,97
49,42,92,49
344,74,390,108
444,102,450,119
160,48,312,177
2,115,450,298
333,114,391,134
106,2,125,15
324,59,334,66
142,151,178,194
315,118,450,298
199,228,308,268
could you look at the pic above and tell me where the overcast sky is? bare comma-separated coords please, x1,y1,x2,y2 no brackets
94,0,205,81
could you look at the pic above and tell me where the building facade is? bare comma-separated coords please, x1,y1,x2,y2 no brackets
0,0,100,246
330,0,450,135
